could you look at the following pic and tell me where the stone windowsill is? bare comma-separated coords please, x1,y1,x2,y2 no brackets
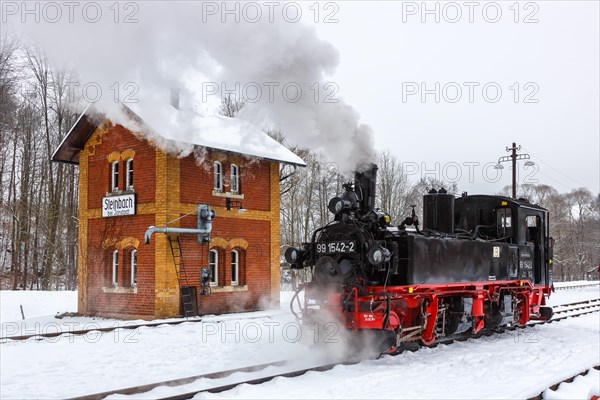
211,191,244,200
103,286,138,294
210,285,248,293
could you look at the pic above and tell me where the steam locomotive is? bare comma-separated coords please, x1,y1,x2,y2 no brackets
285,164,554,353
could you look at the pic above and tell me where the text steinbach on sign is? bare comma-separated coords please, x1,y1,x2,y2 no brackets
102,194,136,217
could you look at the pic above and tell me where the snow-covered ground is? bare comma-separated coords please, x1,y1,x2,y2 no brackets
554,280,600,288
0,287,598,399
544,368,600,400
0,291,77,323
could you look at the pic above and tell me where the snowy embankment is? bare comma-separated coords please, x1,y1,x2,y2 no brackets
0,290,77,323
0,287,598,399
553,280,600,287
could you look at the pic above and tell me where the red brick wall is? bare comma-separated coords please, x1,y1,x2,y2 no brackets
180,151,271,211
87,125,156,209
85,214,156,317
82,123,276,318
178,216,272,314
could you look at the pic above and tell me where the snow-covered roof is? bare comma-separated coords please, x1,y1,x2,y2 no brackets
52,103,306,167
128,102,305,166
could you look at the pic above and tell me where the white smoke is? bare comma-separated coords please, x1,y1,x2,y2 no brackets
7,1,376,173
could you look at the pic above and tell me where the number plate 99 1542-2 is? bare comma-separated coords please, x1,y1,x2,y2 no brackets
316,241,356,254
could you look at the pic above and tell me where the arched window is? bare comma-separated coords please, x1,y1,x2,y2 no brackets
213,161,222,192
125,159,134,190
130,250,137,287
112,250,119,287
111,161,119,192
231,250,239,286
209,249,219,286
230,164,240,194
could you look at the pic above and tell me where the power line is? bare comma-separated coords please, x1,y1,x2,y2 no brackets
522,146,598,191
534,169,576,192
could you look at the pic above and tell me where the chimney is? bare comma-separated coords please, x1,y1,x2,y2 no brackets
354,163,378,213
170,88,180,110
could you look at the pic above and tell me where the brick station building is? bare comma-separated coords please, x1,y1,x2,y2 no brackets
52,102,304,319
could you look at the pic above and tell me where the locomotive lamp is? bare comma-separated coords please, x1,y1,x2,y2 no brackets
494,142,535,199
328,197,348,214
367,245,391,266
284,247,306,267
328,183,360,215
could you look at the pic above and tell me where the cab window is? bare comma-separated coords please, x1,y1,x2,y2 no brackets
497,208,512,238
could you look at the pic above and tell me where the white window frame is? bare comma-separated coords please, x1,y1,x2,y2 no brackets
209,249,218,286
230,164,239,194
125,159,134,190
111,161,119,192
131,250,137,287
231,250,239,286
112,250,119,287
213,161,222,192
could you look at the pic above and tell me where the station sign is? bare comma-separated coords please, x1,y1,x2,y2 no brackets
102,194,136,218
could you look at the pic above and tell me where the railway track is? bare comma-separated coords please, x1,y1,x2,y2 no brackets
528,365,600,400
1,299,598,343
1,286,597,343
432,299,600,346
0,310,285,342
554,282,600,290
63,304,600,400
64,359,361,400
64,360,288,400
552,298,600,315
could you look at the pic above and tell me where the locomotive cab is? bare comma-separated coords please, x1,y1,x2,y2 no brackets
454,195,553,288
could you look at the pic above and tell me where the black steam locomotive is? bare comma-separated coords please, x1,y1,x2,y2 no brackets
285,164,553,353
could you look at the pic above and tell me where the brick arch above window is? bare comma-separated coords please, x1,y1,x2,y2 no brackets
107,151,121,163
210,237,228,250
228,238,248,250
102,238,119,249
118,237,139,250
121,149,136,160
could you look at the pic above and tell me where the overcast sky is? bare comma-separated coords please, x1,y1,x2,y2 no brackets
4,1,598,195
312,1,599,194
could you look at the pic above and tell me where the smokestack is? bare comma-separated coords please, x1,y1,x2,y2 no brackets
354,163,378,213
170,88,180,110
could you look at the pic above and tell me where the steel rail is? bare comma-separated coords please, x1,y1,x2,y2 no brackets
0,311,285,342
72,307,600,400
528,365,600,400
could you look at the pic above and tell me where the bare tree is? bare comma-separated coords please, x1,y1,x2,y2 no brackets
376,150,413,224
218,94,246,117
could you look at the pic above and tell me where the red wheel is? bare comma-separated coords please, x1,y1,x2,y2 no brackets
420,333,436,346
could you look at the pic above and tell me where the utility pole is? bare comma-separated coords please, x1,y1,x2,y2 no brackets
494,142,534,199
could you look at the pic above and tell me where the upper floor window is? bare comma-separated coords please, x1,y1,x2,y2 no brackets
231,250,239,286
230,164,240,194
209,249,219,286
111,250,119,287
213,161,222,192
125,159,134,190
497,208,512,238
111,161,119,192
130,250,137,287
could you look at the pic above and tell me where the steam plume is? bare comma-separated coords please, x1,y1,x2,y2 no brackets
8,2,376,172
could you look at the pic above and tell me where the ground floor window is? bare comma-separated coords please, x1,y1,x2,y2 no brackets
111,250,119,287
231,250,239,285
209,249,218,286
130,250,137,287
